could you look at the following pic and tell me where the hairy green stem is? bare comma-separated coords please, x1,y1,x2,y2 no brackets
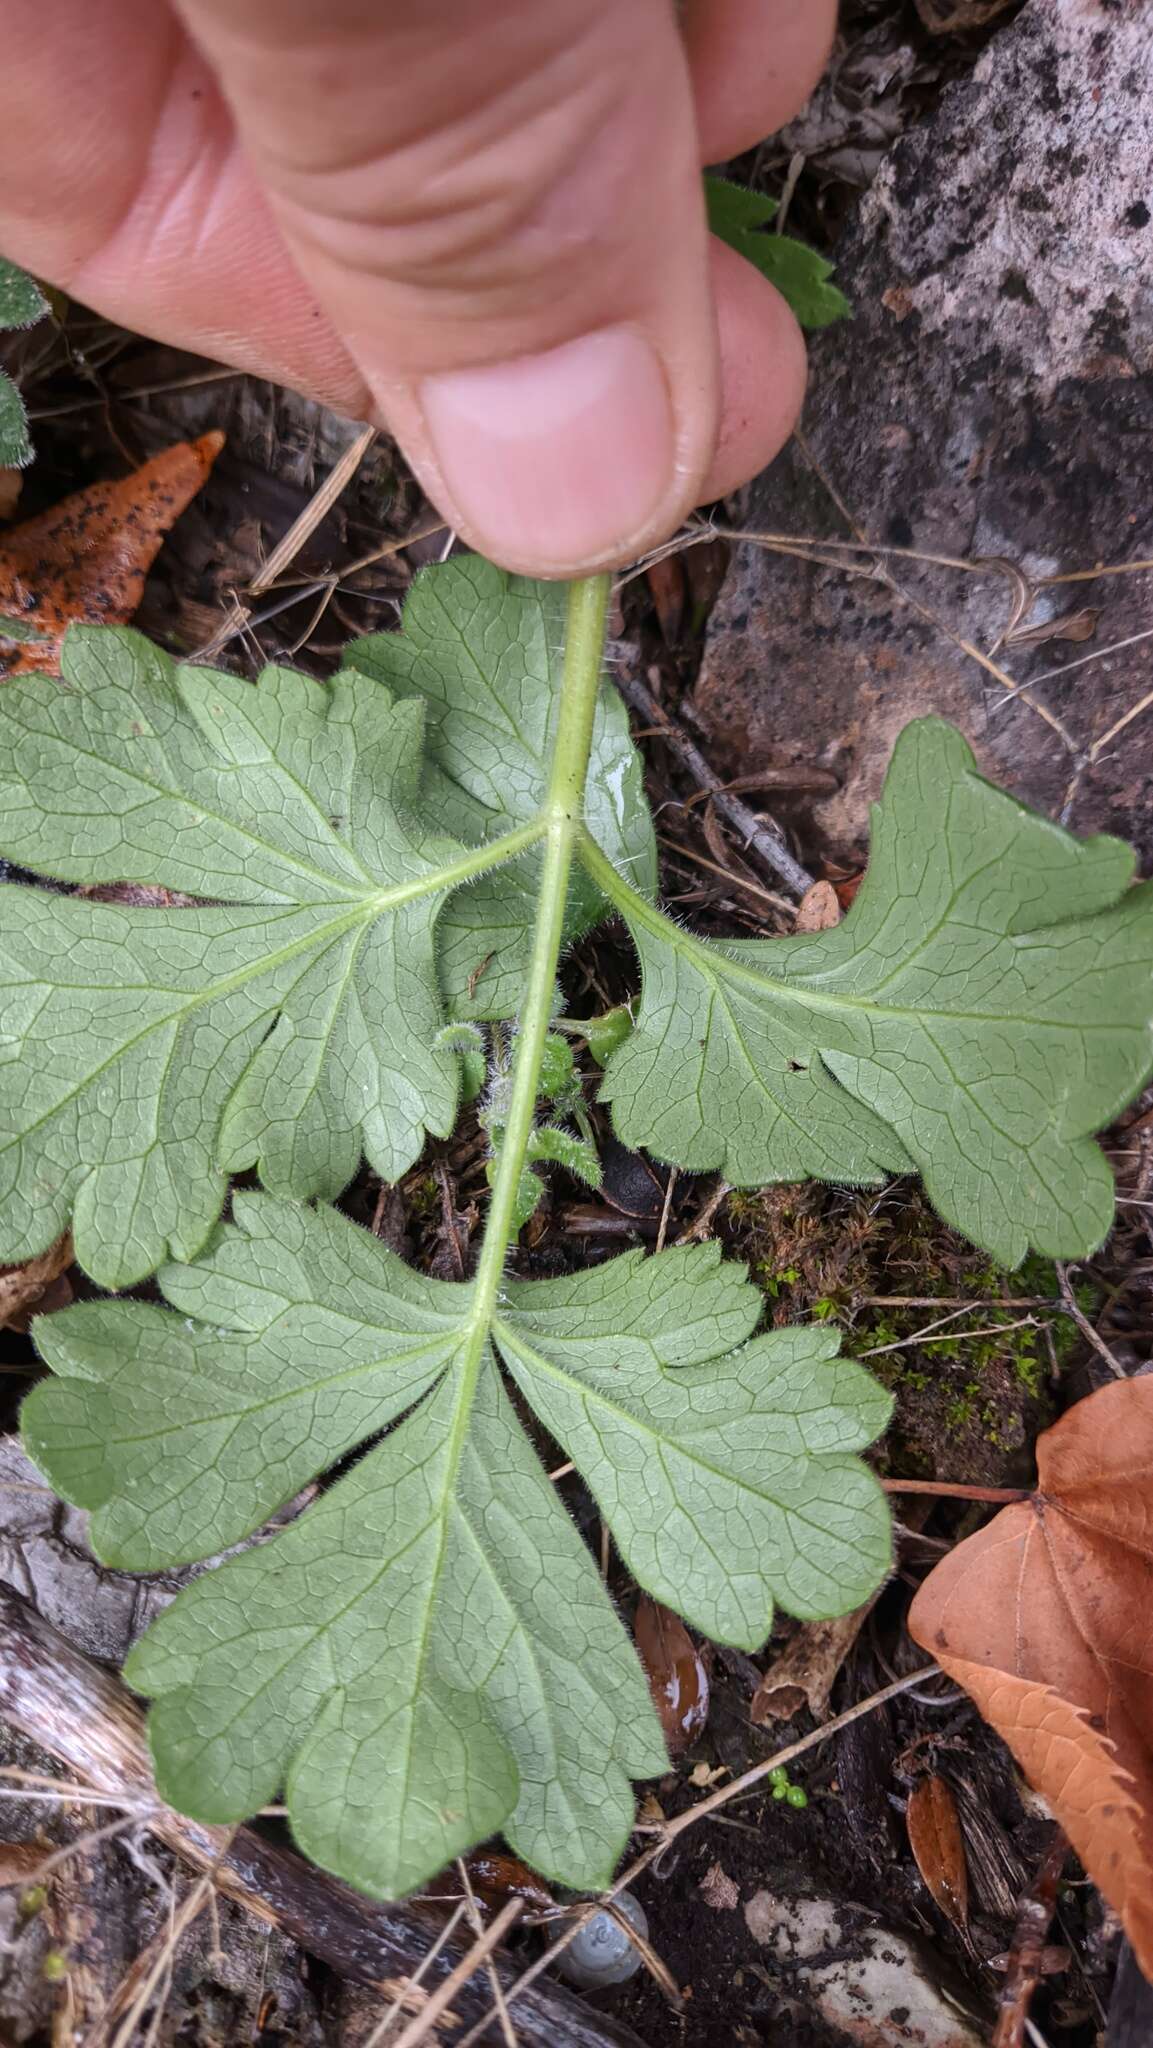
462,571,611,1340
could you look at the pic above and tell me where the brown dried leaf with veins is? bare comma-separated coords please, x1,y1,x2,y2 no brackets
909,1378,1153,1975
634,1595,709,1757
906,1775,969,1929
0,433,222,676
751,1600,876,1724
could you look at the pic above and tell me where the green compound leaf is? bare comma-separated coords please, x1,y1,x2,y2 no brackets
705,174,851,330
0,626,529,1287
591,719,1153,1267
344,556,656,1016
24,1195,891,1898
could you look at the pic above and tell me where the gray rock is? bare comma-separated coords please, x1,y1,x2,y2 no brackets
697,0,1153,865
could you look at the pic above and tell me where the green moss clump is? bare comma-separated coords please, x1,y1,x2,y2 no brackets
721,1181,1069,1482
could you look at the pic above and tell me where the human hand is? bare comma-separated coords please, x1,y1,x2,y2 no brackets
0,0,835,576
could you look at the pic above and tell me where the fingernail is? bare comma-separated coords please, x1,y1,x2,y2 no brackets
419,329,674,570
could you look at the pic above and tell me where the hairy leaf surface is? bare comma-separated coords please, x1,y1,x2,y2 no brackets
25,1195,891,1897
0,257,48,469
345,557,656,1015
0,629,490,1284
594,719,1153,1264
0,372,32,469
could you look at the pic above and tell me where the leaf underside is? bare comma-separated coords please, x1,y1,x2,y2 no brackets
0,563,1148,1286
343,555,656,1015
25,1194,892,1898
9,561,1153,1902
597,718,1153,1266
0,565,652,1286
0,569,1149,1283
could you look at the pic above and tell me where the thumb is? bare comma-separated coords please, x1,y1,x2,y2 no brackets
173,0,718,576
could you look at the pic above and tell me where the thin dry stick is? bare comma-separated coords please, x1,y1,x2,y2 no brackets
611,658,813,898
858,1295,1065,1309
860,1314,1041,1358
27,366,245,423
21,1808,148,1885
881,1479,1028,1503
1041,557,1153,584
858,1300,998,1351
673,1178,731,1246
387,1897,523,2048
455,1667,937,2048
788,433,1078,755
457,1861,519,2048
987,625,1153,719
1055,1263,1126,1378
655,834,796,916
654,1166,678,1255
254,424,377,597
365,1902,469,2048
992,1829,1069,2048
598,1898,682,2007
1087,677,1153,759
95,1875,215,2048
192,424,374,660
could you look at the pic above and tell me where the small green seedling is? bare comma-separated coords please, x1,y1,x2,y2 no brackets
769,1765,808,1810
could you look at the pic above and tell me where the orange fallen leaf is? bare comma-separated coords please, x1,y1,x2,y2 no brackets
0,433,223,676
634,1594,710,1757
909,1378,1153,1976
906,1774,969,1929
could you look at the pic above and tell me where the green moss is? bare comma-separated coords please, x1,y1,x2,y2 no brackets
406,1173,440,1220
722,1181,1058,1481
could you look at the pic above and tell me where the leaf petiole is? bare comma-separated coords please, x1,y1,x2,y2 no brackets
441,572,612,1456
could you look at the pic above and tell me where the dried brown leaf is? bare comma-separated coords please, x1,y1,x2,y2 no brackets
909,1378,1153,1976
634,1595,710,1757
456,1851,552,1915
794,880,842,934
0,1234,72,1332
907,1775,969,1928
751,1601,876,1724
0,433,223,676
1007,606,1100,650
699,1860,740,1912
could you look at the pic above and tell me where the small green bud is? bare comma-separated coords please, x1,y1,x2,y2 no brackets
786,1785,807,1809
584,1005,634,1066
